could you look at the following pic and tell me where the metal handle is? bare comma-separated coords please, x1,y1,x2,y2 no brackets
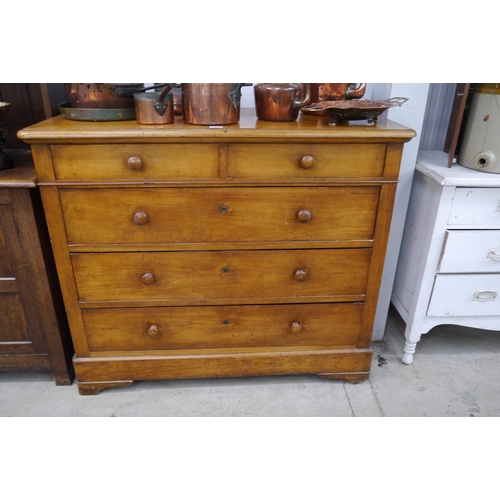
293,83,311,109
474,290,497,302
487,246,500,262
290,321,303,334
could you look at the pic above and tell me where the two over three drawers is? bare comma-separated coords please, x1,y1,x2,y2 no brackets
429,188,500,317
51,142,387,354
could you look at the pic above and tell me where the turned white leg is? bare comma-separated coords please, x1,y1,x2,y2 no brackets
402,340,417,365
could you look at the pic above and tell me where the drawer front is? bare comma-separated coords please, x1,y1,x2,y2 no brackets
60,186,380,245
448,188,500,227
428,274,500,317
438,230,500,273
228,143,386,179
72,249,372,304
51,144,219,180
83,303,364,352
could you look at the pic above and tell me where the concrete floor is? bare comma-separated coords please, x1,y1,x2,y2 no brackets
1,305,500,417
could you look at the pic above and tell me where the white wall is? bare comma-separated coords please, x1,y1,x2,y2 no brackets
370,83,430,340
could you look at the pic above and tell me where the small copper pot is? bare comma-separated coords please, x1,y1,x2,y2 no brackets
181,83,250,125
134,85,175,125
309,83,366,103
254,83,311,122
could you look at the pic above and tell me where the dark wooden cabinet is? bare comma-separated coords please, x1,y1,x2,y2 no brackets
0,152,74,384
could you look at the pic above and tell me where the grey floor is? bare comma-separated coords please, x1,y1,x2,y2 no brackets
2,305,500,417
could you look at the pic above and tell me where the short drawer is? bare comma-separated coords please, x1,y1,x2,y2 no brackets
50,144,219,180
227,143,386,179
82,302,364,352
448,188,500,227
427,274,500,317
71,248,371,305
60,186,380,245
438,230,500,273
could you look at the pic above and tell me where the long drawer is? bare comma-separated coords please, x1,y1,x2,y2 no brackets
82,303,364,352
71,248,372,304
50,144,220,180
228,143,386,179
438,230,500,273
428,274,500,317
60,186,380,245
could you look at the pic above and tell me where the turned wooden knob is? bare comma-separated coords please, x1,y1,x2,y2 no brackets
126,156,143,171
133,211,148,225
294,269,307,282
141,272,155,285
299,155,314,169
147,325,159,338
290,322,303,334
297,209,312,223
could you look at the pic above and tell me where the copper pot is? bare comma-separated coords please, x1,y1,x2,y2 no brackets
64,83,143,109
309,83,366,103
134,85,175,125
254,83,311,122
181,83,251,125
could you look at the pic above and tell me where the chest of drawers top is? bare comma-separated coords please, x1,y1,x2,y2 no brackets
19,110,415,145
18,111,415,184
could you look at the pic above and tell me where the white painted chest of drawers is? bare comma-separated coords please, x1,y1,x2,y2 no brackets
392,150,500,364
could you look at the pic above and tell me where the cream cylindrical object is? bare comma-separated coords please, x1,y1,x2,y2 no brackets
458,84,500,174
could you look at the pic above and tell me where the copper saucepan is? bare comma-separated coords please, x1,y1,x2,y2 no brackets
134,84,176,125
181,83,252,125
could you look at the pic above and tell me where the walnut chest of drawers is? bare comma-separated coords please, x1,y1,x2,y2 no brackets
19,110,415,395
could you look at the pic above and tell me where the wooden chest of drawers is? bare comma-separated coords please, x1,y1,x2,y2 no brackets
19,110,415,394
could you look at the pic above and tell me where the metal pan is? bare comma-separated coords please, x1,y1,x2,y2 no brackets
58,103,136,121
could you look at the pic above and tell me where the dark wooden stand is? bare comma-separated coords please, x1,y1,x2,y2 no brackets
0,151,74,384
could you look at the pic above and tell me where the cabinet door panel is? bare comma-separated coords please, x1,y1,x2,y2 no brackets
0,293,31,343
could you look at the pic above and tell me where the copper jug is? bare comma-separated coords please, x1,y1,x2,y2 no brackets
181,83,251,125
254,83,311,122
309,83,366,103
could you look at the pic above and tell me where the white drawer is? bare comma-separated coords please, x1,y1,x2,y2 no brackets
448,188,500,227
438,230,500,273
427,274,500,317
